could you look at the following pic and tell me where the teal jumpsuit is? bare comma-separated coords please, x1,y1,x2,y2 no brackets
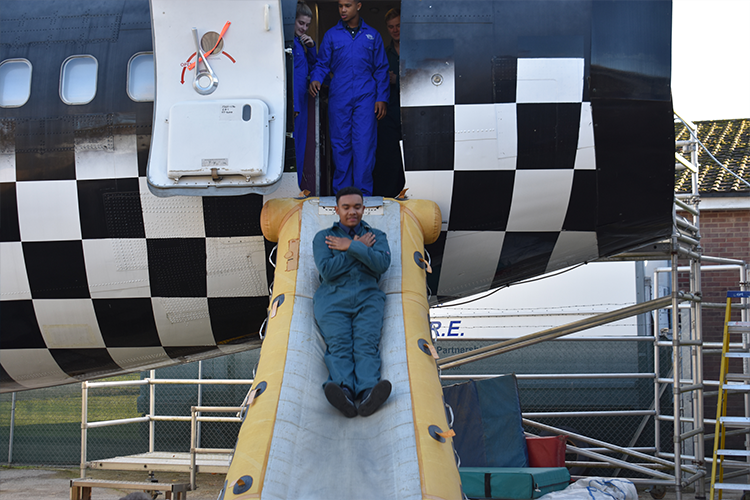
313,221,391,398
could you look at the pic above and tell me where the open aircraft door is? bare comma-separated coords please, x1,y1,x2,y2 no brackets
148,0,287,196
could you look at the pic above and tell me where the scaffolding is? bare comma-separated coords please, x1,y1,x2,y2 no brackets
434,114,749,499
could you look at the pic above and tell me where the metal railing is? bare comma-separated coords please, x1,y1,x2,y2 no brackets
189,405,242,490
80,370,253,480
437,296,677,370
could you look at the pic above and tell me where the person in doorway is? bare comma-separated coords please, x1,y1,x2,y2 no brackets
373,8,405,197
308,0,390,197
313,186,392,417
293,2,317,191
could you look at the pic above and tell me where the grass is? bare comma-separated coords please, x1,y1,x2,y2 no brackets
0,374,143,426
0,394,141,426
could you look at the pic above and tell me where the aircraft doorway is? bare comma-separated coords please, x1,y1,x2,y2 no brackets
292,0,403,197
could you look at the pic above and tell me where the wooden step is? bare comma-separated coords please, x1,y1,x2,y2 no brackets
70,478,189,500
719,416,750,427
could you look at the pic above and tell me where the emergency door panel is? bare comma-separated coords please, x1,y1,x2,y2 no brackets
148,0,286,196
167,100,269,181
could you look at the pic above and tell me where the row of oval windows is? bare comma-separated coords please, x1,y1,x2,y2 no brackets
0,53,155,108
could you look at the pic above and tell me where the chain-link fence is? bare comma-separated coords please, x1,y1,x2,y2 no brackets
1,380,84,465
0,349,260,466
1,338,673,469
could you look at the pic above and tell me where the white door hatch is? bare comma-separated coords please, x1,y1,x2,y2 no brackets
148,0,286,196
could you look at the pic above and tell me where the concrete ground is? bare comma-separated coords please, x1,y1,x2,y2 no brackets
0,466,746,500
0,467,225,500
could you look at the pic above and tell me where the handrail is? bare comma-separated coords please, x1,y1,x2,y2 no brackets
438,294,677,370
190,405,244,490
80,376,254,480
85,416,150,429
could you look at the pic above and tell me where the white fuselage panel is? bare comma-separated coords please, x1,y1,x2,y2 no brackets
167,99,269,181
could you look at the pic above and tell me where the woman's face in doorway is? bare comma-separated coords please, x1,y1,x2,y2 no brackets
295,15,311,37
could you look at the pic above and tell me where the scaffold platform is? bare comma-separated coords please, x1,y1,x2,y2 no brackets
87,451,231,474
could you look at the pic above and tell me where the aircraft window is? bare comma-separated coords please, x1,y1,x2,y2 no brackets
127,52,155,102
0,59,32,108
60,55,98,105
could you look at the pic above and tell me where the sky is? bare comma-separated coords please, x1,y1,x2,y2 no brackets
671,0,750,121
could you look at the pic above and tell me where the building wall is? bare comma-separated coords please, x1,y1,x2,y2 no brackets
688,207,749,449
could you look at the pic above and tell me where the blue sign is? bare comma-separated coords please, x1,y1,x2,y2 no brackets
430,320,464,337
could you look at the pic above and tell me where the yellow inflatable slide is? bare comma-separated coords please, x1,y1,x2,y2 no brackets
220,197,462,500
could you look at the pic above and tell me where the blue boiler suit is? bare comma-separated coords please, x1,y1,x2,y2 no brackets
310,20,390,197
293,36,317,189
313,221,391,397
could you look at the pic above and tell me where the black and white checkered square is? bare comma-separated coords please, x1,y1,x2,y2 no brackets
1,117,271,390
402,55,599,299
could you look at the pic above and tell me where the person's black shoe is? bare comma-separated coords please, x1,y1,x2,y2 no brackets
324,382,357,418
357,380,392,417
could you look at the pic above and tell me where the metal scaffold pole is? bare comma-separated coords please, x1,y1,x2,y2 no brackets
671,236,683,500
8,392,16,465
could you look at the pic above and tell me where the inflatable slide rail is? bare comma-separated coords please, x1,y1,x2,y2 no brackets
219,197,463,500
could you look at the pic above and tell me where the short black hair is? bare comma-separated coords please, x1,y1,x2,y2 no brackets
335,186,364,204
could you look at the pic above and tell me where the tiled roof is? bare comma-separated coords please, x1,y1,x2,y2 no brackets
674,118,750,194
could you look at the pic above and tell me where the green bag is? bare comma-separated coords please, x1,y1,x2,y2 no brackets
460,467,570,499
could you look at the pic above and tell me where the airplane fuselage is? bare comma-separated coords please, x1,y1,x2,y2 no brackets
0,0,675,392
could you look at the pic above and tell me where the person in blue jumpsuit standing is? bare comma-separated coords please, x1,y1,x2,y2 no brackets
313,186,392,417
293,2,317,191
308,0,390,197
